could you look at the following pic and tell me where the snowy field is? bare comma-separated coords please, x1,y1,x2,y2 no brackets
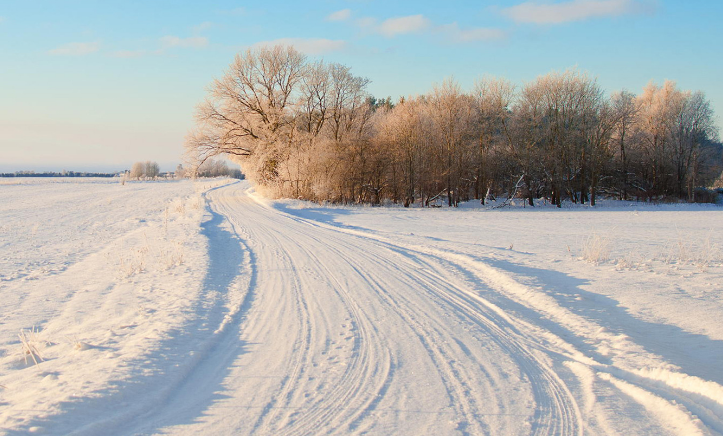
1,178,722,435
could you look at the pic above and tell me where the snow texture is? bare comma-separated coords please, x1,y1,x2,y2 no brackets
1,178,722,435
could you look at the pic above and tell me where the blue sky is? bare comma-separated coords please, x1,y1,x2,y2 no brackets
0,0,721,172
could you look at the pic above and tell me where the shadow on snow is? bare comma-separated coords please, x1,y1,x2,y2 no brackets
10,182,258,436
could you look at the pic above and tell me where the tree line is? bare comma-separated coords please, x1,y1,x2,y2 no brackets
176,159,244,179
0,171,116,178
129,161,160,179
186,45,721,207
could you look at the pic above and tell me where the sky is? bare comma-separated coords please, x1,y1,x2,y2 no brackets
0,0,721,172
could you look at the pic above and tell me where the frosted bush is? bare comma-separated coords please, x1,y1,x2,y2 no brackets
581,233,610,264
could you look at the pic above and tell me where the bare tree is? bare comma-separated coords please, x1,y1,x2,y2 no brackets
473,77,515,204
186,45,307,178
634,80,685,198
327,64,371,143
428,78,473,207
610,90,638,199
145,161,160,179
128,161,160,179
673,91,718,200
377,96,431,206
510,75,549,205
129,162,145,179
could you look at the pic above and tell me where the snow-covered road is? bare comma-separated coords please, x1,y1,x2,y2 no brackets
2,179,722,435
126,181,723,435
111,180,582,435
200,182,573,434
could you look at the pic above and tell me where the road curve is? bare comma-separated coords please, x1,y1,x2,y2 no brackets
123,180,583,436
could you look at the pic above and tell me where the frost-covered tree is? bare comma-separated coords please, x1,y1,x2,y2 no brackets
186,46,720,204
610,90,639,199
128,161,160,179
626,81,719,199
428,78,474,207
473,77,515,204
186,45,307,173
129,162,145,179
377,96,429,206
144,161,160,179
633,80,684,198
186,44,372,200
673,91,718,200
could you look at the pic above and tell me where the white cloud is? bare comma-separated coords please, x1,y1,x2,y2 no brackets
0,17,5,24
351,14,503,44
502,0,650,24
438,23,507,43
48,41,100,56
160,36,209,49
326,9,351,22
378,15,431,37
253,38,346,55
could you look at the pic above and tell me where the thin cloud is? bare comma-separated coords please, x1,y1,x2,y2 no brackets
346,14,504,44
356,17,377,30
220,7,246,16
0,17,5,24
160,36,209,49
438,23,507,43
192,21,214,33
111,50,158,59
48,41,100,56
326,9,351,22
378,15,431,37
502,0,652,24
113,35,208,59
253,38,346,55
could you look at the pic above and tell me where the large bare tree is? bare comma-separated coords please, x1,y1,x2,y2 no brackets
186,45,307,176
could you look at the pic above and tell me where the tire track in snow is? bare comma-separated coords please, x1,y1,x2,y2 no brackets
426,246,723,435
267,201,585,436
243,208,491,433
133,182,578,435
203,187,317,434
273,200,721,434
344,238,580,436
323,245,492,433
255,199,567,434
276,239,393,435
207,184,522,434
396,250,582,436
205,186,391,435
219,197,393,435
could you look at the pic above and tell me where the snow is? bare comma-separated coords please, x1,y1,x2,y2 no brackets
1,178,722,435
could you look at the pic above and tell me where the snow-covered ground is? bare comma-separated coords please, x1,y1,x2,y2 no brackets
1,178,722,435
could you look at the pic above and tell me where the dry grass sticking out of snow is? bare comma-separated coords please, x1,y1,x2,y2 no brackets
0,178,213,433
18,328,45,367
580,233,610,264
600,234,723,273
108,193,207,278
659,234,721,271
568,222,722,274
